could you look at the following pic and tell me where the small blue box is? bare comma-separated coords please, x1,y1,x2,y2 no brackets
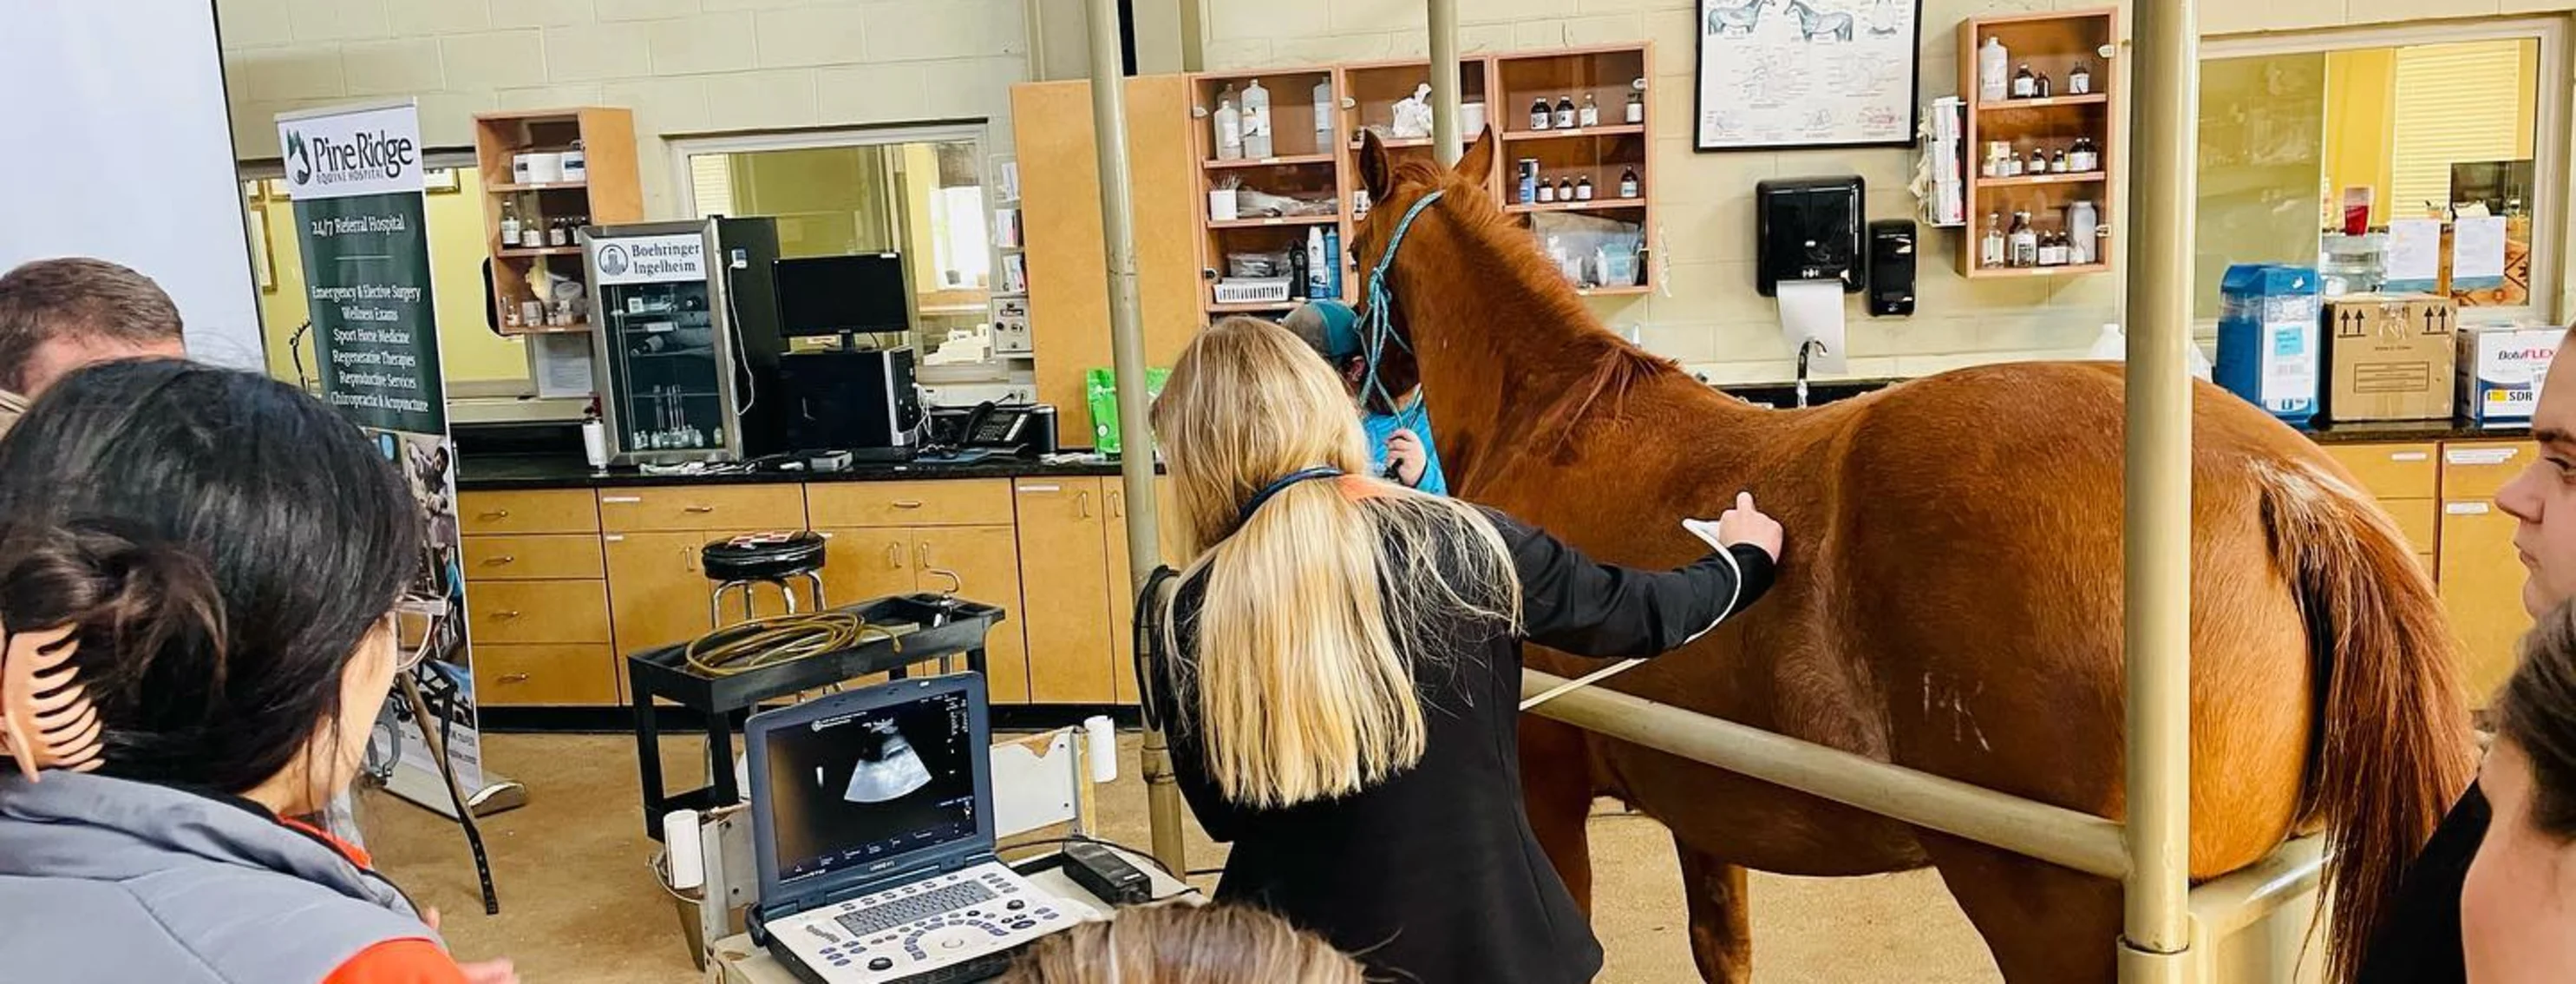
2216,264,2323,428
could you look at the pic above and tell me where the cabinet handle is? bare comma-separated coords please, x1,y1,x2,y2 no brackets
499,672,532,685
481,555,517,566
2390,451,2430,462
892,499,925,509
1108,490,1125,519
886,542,904,569
1077,490,1092,518
477,509,512,521
2448,502,2494,515
493,610,524,620
920,541,963,594
602,495,642,504
1021,483,1062,494
684,504,717,514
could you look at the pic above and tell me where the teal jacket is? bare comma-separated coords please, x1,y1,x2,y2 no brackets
1366,401,1448,496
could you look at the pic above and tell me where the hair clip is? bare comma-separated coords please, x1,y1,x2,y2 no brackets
0,621,103,780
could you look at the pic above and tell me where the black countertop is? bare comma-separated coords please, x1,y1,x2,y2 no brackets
458,452,1142,491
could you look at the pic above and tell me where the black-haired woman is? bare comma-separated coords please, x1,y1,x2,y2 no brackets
2465,600,2576,982
0,361,512,984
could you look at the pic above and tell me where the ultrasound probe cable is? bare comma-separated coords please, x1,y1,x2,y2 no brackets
682,611,901,677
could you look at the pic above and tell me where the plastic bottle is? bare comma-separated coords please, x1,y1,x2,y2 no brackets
1980,212,2005,269
500,200,522,248
2089,323,2217,382
1323,226,1344,297
1311,79,1333,148
1213,85,1243,161
1288,241,1310,300
1305,226,1330,299
2066,200,2099,265
1240,79,1273,158
1978,37,2010,102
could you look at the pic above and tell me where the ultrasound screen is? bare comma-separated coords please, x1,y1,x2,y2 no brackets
763,690,978,888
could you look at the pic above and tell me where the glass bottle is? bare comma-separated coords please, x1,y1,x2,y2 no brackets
2011,64,2037,98
1575,175,1594,200
1554,95,1577,129
1980,212,2006,268
1530,96,1552,130
2069,62,2092,95
2028,147,2048,174
1555,177,1573,201
2033,69,2052,99
1538,177,1556,203
1618,167,1640,198
1625,86,1644,124
2008,211,2037,267
1579,93,1599,128
2050,148,2069,173
500,199,522,248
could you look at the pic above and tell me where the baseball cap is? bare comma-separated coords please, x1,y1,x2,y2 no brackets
1282,300,1363,361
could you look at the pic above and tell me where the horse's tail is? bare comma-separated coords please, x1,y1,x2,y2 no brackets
2259,459,2478,984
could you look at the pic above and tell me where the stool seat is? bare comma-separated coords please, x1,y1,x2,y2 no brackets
702,530,827,582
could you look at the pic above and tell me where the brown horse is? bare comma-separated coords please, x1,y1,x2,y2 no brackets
1346,131,2477,983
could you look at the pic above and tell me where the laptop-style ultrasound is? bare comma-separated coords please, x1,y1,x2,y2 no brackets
748,673,1078,984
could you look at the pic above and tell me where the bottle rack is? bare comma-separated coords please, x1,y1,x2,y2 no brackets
1956,10,2121,279
1187,43,1657,314
473,108,644,334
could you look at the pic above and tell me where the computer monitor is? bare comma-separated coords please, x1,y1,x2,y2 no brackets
773,253,912,338
747,674,994,901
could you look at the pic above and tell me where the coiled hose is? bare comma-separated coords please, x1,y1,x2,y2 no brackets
682,611,902,678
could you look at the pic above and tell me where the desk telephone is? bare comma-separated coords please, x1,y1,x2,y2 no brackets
930,403,1056,454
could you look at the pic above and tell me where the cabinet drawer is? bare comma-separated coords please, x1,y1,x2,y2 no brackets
462,535,605,581
467,581,611,644
807,480,1015,528
2442,441,2535,502
2323,443,2437,500
460,490,599,535
597,484,806,533
474,644,619,706
2379,499,2438,556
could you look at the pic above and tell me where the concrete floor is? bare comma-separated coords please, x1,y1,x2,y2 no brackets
364,732,2002,982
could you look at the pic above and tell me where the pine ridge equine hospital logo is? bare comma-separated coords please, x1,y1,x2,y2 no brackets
283,126,417,188
598,245,632,277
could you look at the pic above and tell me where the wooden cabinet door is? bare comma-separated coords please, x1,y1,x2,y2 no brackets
605,531,721,659
814,528,922,608
2440,502,2530,702
474,644,620,706
1105,477,1180,705
917,526,1033,705
1014,478,1116,704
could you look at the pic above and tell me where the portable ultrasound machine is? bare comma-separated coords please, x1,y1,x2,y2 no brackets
747,673,1081,984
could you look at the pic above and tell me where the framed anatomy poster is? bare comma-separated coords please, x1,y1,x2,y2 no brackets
1696,0,1922,151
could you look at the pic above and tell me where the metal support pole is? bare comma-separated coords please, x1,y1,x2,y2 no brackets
2121,0,2198,978
1429,0,1462,166
1082,0,1188,876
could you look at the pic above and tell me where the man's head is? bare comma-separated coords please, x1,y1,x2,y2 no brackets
0,258,186,397
2500,331,2576,615
1282,300,1395,410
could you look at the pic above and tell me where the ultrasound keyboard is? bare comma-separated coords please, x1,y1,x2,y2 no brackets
768,862,1077,984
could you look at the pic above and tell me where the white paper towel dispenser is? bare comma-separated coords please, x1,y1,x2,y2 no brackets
1754,176,1866,297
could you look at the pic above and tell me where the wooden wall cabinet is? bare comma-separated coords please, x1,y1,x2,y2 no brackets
472,108,643,336
1956,10,2121,278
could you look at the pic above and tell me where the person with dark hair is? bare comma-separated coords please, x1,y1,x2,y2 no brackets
0,361,512,983
1281,299,1447,494
2465,600,2576,981
0,257,187,432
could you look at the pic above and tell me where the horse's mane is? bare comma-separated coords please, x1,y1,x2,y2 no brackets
1384,157,1684,449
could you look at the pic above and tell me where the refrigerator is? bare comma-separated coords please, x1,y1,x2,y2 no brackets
581,218,784,466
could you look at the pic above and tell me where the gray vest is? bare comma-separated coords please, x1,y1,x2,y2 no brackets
0,771,448,983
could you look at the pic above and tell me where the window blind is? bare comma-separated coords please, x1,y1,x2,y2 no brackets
689,154,736,219
2390,41,2527,215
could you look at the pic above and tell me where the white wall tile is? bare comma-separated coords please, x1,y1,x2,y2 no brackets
217,0,296,48
1201,38,1276,69
1514,20,1567,49
489,0,599,30
650,13,757,75
1635,320,1722,363
442,30,550,90
287,0,391,42
603,76,714,133
2347,0,2494,25
342,39,448,95
1206,0,1330,43
1577,0,1658,12
1273,33,1395,64
816,62,931,124
1461,24,1515,53
494,83,605,111
389,2,494,36
703,69,820,130
226,47,349,102
415,90,498,146
2501,0,2576,13
754,4,868,69
920,56,1027,120
1643,8,1698,77
863,0,1022,62
704,0,807,9
1387,30,1430,56
1330,0,1422,34
1564,13,1646,46
1848,317,1981,357
597,0,704,22
543,22,652,81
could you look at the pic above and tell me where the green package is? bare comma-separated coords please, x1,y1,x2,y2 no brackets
1086,366,1170,456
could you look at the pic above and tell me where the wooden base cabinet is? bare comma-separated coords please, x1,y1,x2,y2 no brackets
816,524,1032,704
2440,442,2536,700
1015,478,1120,704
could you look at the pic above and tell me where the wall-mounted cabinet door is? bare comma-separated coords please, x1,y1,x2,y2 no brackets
814,528,925,609
917,526,1032,705
1015,478,1116,704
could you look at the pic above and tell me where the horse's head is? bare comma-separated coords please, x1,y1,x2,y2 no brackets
1346,127,1502,411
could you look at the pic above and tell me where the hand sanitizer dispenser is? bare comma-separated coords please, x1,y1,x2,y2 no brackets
1754,176,1865,296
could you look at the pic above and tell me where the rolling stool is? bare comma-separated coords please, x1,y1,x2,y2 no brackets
701,530,827,628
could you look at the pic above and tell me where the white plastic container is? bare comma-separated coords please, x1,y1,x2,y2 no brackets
1240,79,1273,158
2092,323,2215,381
1311,79,1333,147
1978,37,2010,102
1208,187,1239,221
1213,91,1244,161
2066,200,2099,266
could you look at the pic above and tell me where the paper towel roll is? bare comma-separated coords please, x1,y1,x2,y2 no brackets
1083,715,1119,784
1776,279,1848,374
663,809,704,890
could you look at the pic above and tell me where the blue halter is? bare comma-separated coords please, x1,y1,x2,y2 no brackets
1357,190,1445,435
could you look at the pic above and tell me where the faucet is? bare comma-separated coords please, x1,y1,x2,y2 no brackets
1795,338,1826,409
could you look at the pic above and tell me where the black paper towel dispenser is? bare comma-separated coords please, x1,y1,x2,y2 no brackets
1754,176,1865,298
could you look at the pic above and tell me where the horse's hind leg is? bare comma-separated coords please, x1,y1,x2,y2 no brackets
1676,839,1754,984
1520,715,1597,909
1922,834,2120,982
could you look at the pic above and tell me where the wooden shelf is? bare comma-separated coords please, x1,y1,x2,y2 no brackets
499,246,584,258
1965,262,2110,279
1502,124,1645,141
1975,172,2107,188
1206,300,1302,313
1976,94,2107,111
476,108,641,338
1507,198,1645,214
488,180,591,193
1203,153,1337,170
1575,285,1651,297
1207,214,1340,229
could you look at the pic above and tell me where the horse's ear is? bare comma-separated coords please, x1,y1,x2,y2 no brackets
1455,126,1498,187
1359,130,1395,202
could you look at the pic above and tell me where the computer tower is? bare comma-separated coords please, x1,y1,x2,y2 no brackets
776,348,921,456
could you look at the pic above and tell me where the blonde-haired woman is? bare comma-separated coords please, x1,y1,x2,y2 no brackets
1143,317,1783,984
999,904,1363,984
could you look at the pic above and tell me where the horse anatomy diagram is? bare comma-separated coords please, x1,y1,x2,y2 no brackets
1695,0,1917,149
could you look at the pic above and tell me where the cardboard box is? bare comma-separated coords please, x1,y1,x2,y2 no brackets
2459,325,2563,424
2323,295,2457,423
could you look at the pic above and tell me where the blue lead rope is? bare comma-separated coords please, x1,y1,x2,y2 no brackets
1357,190,1445,442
